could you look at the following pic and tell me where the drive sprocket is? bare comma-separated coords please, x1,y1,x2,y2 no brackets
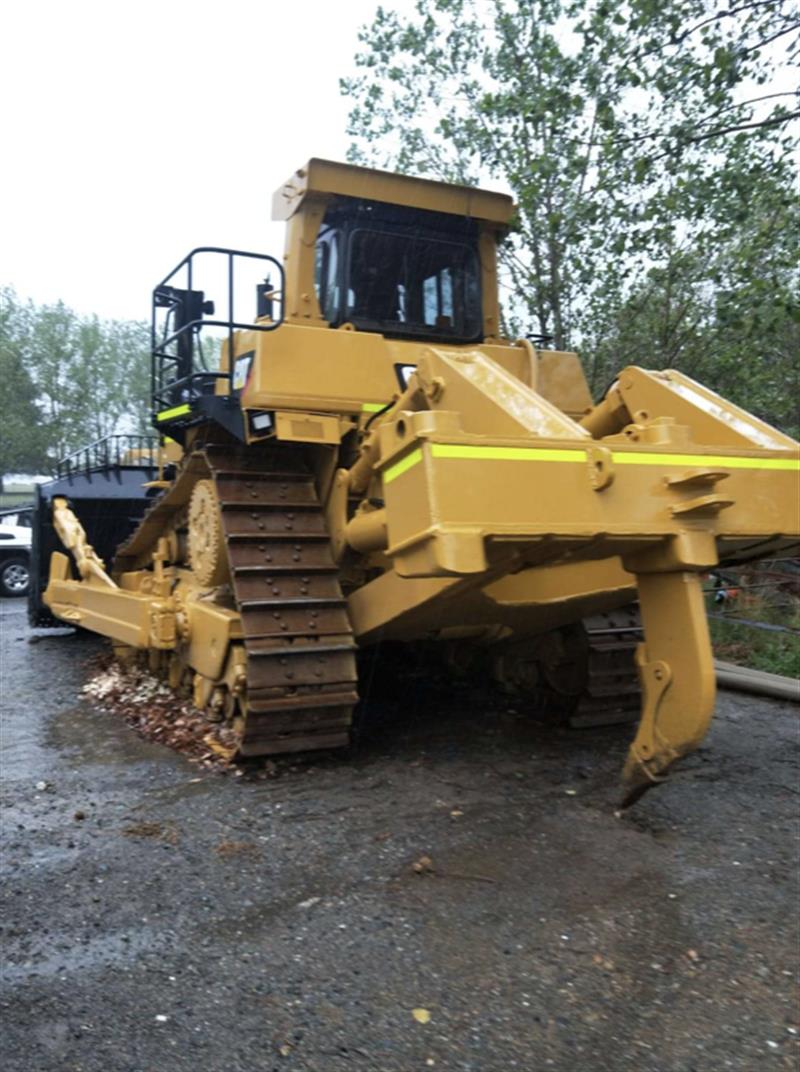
188,479,228,586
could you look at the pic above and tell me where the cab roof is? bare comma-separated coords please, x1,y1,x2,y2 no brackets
272,158,515,227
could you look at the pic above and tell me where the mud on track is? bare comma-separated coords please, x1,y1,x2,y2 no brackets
1,598,798,1071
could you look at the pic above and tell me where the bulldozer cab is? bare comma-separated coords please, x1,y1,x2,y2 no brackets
275,159,512,340
149,159,515,440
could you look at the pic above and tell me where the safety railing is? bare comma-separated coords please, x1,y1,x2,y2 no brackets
56,435,159,477
151,246,284,424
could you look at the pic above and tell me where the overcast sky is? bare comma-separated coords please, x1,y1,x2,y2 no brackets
0,0,400,321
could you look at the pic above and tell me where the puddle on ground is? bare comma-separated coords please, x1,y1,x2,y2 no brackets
0,832,92,875
0,926,162,986
0,721,54,786
46,701,183,769
138,775,220,806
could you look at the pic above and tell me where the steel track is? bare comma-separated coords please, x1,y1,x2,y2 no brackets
570,607,643,728
116,443,358,757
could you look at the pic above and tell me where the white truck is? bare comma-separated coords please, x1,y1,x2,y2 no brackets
0,509,32,597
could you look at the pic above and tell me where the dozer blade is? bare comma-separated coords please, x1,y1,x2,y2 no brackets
620,571,715,808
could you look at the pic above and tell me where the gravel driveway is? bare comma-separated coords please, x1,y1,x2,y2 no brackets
1,598,798,1071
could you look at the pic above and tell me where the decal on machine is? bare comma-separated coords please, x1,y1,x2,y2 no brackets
233,350,255,391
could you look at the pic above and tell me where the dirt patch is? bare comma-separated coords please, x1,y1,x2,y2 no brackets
122,820,180,845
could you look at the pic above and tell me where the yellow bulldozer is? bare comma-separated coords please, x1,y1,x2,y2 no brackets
34,159,800,806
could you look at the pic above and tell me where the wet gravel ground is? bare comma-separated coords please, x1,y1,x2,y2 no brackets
1,597,799,1072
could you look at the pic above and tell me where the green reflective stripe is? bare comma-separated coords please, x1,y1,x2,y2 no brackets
611,451,800,471
384,448,423,484
156,403,191,422
362,402,385,413
432,444,587,463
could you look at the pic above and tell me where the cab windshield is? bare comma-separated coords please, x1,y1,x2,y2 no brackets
315,212,483,342
346,229,481,341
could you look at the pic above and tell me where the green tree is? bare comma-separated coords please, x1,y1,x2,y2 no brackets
0,288,49,479
582,150,800,429
342,0,799,420
0,289,154,475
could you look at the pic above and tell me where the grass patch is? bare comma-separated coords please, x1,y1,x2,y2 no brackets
709,617,800,677
707,589,800,678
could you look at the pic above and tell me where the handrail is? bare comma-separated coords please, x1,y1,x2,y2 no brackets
151,247,285,423
56,435,159,477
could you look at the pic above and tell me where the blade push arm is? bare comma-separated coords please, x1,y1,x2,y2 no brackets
52,497,117,588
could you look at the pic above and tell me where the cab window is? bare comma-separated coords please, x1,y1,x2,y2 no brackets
314,231,341,323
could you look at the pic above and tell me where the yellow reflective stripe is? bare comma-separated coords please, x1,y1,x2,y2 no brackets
611,451,799,471
432,444,587,463
384,448,423,484
380,441,800,484
156,403,191,422
432,444,798,470
362,402,385,413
